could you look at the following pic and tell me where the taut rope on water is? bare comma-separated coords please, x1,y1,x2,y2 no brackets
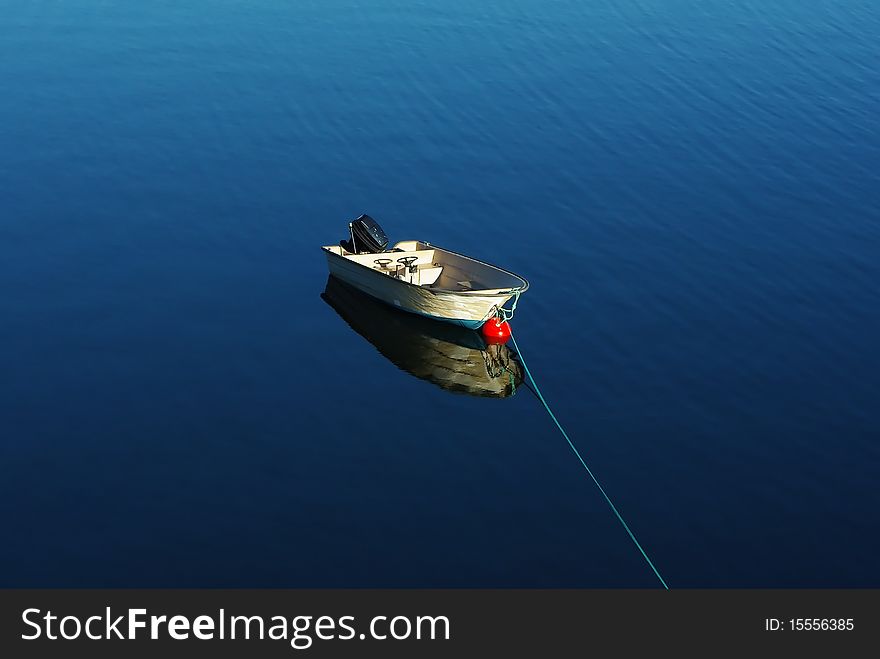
509,329,669,590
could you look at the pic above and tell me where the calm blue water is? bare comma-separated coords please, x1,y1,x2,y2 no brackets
2,1,879,587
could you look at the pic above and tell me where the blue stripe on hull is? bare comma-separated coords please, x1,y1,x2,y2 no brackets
447,317,484,330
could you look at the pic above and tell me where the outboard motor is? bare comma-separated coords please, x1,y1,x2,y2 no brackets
340,214,389,254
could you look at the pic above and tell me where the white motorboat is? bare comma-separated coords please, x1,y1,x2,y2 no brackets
322,214,528,329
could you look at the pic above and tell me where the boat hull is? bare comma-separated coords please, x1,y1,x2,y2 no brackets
324,250,513,329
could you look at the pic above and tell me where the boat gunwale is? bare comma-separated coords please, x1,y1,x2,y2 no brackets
321,241,530,297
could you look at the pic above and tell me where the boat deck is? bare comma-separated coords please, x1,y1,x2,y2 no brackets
323,243,496,292
323,239,526,296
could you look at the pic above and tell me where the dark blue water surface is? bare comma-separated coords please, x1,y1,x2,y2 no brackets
2,1,879,587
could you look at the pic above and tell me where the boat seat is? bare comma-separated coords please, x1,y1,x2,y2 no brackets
393,263,443,286
415,264,443,286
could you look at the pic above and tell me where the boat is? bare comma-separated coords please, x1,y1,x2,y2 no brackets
322,214,528,329
321,275,524,397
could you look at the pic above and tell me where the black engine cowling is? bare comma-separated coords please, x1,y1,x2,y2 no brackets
341,214,390,254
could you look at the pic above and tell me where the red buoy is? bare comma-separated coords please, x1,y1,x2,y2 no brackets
481,316,511,344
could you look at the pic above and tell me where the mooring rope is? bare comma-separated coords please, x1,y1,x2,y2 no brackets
509,330,669,589
498,289,521,323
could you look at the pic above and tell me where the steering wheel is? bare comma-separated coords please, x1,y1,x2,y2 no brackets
373,258,393,269
397,256,419,272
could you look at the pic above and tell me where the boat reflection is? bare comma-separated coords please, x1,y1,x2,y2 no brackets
321,276,523,398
